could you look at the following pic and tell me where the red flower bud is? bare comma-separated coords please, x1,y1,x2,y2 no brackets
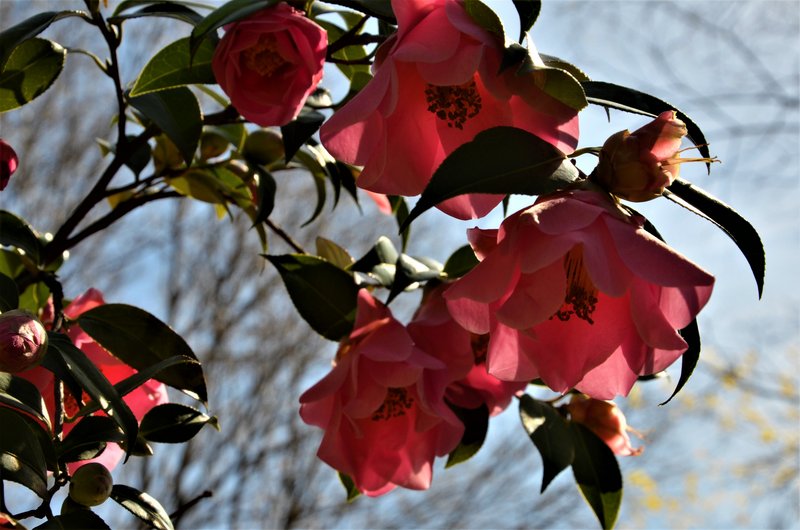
0,310,48,373
566,394,642,456
0,139,19,191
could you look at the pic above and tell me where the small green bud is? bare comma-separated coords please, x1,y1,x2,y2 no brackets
243,129,284,166
69,463,113,507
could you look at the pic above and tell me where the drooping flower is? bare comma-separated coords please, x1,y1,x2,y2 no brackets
320,0,579,220
566,394,642,456
0,310,48,373
408,285,526,416
593,110,715,202
299,289,464,496
0,138,19,191
17,289,168,472
212,2,327,127
444,189,715,399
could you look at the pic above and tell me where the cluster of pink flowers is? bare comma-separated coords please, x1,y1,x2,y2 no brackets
15,289,168,473
211,0,715,496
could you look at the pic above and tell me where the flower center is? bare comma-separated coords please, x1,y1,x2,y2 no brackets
552,246,599,324
424,80,482,130
470,333,489,364
242,34,288,77
371,387,414,421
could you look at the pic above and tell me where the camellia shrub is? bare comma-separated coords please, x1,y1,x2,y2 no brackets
0,1,764,529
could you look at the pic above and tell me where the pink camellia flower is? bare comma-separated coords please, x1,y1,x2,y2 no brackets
593,110,715,202
566,394,642,456
0,310,48,373
300,289,464,496
18,289,168,472
1,138,19,191
212,2,327,127
444,189,715,399
408,285,526,416
320,0,579,220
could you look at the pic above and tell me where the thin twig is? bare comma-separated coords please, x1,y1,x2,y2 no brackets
265,219,307,254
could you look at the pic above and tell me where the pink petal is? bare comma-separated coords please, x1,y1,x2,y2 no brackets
486,323,540,381
495,261,566,329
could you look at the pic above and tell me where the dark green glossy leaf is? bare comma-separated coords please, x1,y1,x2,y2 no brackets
326,161,359,207
47,333,139,460
660,318,701,405
190,0,278,53
129,87,202,165
315,237,354,270
252,166,277,226
96,135,152,177
34,510,111,530
0,408,47,496
0,373,50,431
387,196,410,251
570,423,623,530
0,11,80,66
109,3,205,26
512,0,541,42
58,416,125,464
402,127,579,230
338,472,361,502
139,403,218,443
113,0,211,16
446,402,489,468
77,304,207,403
582,81,711,169
1,211,42,265
540,54,591,83
0,38,66,113
281,110,325,164
110,484,174,530
265,254,358,341
666,178,765,298
443,245,479,279
0,272,19,310
130,37,216,97
507,44,587,111
519,395,574,492
465,0,504,39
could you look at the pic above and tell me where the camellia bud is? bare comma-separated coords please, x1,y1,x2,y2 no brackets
566,394,643,456
243,129,285,166
593,110,716,202
1,138,19,191
68,463,114,507
0,310,48,373
200,130,230,161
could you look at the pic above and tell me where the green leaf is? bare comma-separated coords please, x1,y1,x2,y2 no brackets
281,110,325,165
129,86,202,165
402,127,580,229
443,245,479,279
464,0,504,39
0,272,19,310
0,211,42,268
570,423,623,530
446,403,489,468
34,510,112,530
0,38,66,113
47,333,139,461
387,196,410,251
58,416,125,464
338,472,361,502
130,37,216,97
512,0,541,42
540,54,591,83
0,408,48,497
139,403,218,443
0,373,51,431
316,20,371,97
666,178,764,297
190,0,279,53
582,81,712,170
507,44,587,111
77,304,207,403
519,395,575,492
109,3,205,26
110,484,175,530
265,254,359,341
0,11,80,66
252,166,277,226
113,0,212,17
315,237,355,270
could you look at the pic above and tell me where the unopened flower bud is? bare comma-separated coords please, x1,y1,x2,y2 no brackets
243,129,284,166
566,394,642,456
1,139,19,191
68,463,113,507
200,131,229,160
0,310,48,373
594,110,714,202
